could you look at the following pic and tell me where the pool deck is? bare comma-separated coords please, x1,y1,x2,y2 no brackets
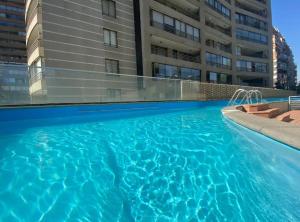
222,105,300,150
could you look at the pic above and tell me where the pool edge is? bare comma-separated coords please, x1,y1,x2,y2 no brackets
222,104,300,150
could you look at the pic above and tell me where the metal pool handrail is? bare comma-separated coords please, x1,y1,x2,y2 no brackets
228,89,262,106
289,96,300,110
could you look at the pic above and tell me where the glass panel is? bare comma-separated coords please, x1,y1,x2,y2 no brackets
110,31,117,46
186,25,193,39
220,74,227,84
209,72,217,83
103,29,110,45
158,64,166,77
152,11,163,24
102,0,109,15
109,1,116,17
164,16,174,26
193,28,200,41
165,65,177,78
181,68,191,79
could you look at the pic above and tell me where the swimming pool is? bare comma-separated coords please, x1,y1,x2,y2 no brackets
0,100,299,221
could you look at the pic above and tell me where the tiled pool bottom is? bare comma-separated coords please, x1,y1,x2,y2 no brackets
0,101,299,221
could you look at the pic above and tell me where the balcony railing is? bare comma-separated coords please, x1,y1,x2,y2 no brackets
236,67,268,73
206,40,232,54
206,61,232,70
235,1,267,18
151,21,200,42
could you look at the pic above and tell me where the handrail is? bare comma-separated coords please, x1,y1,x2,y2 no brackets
289,96,300,110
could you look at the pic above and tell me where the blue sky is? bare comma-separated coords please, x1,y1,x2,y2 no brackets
272,1,300,82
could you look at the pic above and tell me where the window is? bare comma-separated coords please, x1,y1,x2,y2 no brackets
236,28,268,45
180,68,201,80
151,45,168,57
152,63,201,81
236,60,268,73
235,12,267,31
102,0,116,17
152,11,163,24
205,0,231,19
103,29,117,47
105,59,119,73
150,10,200,42
206,52,232,69
207,71,232,84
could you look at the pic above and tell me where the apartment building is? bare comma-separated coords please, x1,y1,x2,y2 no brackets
26,0,273,89
273,27,297,90
26,0,137,73
139,0,273,87
0,1,28,104
0,0,26,64
26,0,139,100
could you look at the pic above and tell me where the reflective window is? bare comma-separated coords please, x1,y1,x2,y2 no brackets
206,52,232,69
236,28,268,45
151,10,200,42
103,29,117,47
105,59,119,73
207,71,232,84
153,63,201,81
236,60,268,73
102,0,116,17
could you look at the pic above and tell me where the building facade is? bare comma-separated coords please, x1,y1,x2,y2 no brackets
26,0,273,88
26,0,137,74
138,0,273,87
0,0,26,64
273,27,297,90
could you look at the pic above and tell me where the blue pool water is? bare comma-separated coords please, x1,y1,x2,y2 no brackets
0,100,299,221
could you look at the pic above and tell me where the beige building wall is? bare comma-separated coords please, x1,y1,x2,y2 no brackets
26,0,137,74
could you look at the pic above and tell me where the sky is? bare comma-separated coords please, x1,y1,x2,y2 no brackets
272,0,300,82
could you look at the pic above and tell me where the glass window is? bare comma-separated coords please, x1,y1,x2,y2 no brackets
105,59,119,73
193,28,200,41
164,16,174,27
186,25,194,40
209,72,217,83
153,63,200,81
102,0,116,17
103,29,117,47
165,65,178,78
152,11,163,24
175,20,181,33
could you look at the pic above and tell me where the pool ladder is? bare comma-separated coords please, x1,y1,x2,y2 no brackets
228,89,263,106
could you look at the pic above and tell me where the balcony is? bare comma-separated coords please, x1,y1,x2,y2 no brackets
235,12,268,31
237,47,268,59
154,0,200,21
206,39,232,54
151,44,201,64
205,19,231,37
205,0,231,20
235,0,268,18
206,61,232,70
150,10,201,43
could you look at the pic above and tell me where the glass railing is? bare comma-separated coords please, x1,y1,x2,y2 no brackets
0,64,295,106
0,64,185,105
